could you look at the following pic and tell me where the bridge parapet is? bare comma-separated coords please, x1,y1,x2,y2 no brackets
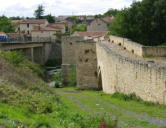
0,37,51,44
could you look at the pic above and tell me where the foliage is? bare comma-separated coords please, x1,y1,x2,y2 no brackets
112,92,142,102
109,0,166,46
43,14,55,23
0,51,24,66
51,71,63,88
94,14,103,18
0,16,15,33
104,8,120,17
0,51,44,77
54,33,70,43
71,16,81,24
34,5,45,19
0,52,117,128
71,24,86,34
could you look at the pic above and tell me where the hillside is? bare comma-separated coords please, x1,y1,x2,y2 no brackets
0,51,105,128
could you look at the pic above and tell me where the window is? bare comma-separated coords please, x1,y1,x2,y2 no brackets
27,23,29,28
27,30,29,34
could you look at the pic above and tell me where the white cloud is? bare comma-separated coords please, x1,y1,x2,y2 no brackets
0,0,135,17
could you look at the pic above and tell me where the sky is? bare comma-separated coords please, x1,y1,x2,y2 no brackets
0,0,139,17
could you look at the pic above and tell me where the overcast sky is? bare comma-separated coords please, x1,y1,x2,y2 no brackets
0,0,140,17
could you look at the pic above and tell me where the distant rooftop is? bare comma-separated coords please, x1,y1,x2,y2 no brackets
20,19,48,24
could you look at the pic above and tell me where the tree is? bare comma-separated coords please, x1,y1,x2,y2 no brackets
109,0,166,46
0,16,14,33
43,14,55,23
104,9,120,17
34,5,44,19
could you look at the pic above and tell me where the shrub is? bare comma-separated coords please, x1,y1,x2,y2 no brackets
51,71,63,88
112,92,142,101
0,51,24,66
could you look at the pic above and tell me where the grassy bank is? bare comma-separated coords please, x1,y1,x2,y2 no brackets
0,51,113,128
55,87,166,128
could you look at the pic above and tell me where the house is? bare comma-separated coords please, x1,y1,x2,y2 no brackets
16,19,49,34
73,31,109,41
47,23,66,34
31,26,57,42
87,16,113,32
56,20,74,33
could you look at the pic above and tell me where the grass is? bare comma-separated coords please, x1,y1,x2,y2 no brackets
55,87,166,128
0,51,116,128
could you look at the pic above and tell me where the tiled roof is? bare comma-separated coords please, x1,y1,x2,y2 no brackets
47,23,65,29
101,16,112,24
0,32,6,35
20,19,47,24
32,26,57,31
74,31,109,38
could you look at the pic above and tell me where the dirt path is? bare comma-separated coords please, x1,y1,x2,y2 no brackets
55,88,166,128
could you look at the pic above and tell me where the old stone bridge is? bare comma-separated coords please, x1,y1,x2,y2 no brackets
62,36,166,105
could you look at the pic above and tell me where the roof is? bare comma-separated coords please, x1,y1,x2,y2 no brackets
11,20,22,24
101,16,112,24
88,16,114,25
32,26,57,32
20,19,47,24
73,31,109,38
0,32,6,35
47,23,65,29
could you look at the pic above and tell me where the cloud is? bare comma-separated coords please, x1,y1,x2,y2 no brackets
0,0,135,17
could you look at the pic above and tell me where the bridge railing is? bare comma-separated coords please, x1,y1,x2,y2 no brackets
0,37,51,43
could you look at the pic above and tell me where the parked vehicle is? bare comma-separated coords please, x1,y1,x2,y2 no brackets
0,33,8,42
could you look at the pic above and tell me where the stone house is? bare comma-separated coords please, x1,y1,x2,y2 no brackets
16,19,49,34
87,16,113,32
47,23,66,34
31,26,57,42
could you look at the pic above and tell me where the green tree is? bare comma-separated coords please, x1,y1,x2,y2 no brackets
109,0,166,46
43,14,55,23
34,5,44,19
0,16,14,33
71,24,86,34
104,8,120,17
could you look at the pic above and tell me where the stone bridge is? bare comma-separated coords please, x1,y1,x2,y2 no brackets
62,36,166,105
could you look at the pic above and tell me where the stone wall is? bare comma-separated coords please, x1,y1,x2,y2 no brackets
61,36,83,85
109,35,166,57
142,46,166,57
87,19,109,32
96,42,166,105
75,39,98,89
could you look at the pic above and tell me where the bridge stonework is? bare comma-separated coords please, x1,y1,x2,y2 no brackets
62,36,166,105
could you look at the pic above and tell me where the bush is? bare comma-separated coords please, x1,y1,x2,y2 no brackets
112,92,142,102
0,51,44,77
51,71,63,88
0,51,24,66
71,24,86,34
